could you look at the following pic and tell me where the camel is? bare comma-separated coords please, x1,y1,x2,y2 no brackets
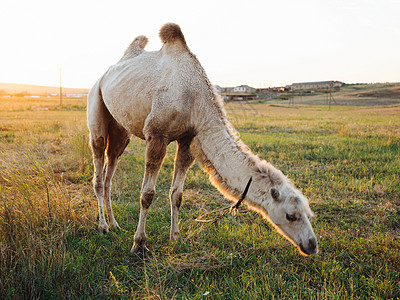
87,23,318,256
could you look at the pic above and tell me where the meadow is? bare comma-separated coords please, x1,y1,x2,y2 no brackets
0,96,399,299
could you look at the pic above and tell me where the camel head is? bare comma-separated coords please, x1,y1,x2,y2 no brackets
262,183,318,256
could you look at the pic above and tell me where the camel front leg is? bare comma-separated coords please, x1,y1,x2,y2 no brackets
170,138,195,241
131,135,167,253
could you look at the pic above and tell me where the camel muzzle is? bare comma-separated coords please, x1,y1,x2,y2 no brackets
299,238,318,255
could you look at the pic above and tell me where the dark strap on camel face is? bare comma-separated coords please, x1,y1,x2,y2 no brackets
231,176,253,211
195,177,253,224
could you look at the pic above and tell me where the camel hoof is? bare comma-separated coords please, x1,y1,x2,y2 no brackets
98,223,110,234
130,242,143,253
130,242,149,254
110,220,121,230
170,231,181,242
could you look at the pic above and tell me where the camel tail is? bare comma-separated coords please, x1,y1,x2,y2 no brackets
159,23,186,45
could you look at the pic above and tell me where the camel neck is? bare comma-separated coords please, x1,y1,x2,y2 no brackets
191,120,262,205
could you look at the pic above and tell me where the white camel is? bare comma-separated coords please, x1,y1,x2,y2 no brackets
87,23,318,256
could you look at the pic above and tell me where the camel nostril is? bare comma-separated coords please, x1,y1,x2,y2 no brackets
309,238,317,251
299,243,307,254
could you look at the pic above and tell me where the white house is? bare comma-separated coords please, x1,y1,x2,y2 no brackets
233,85,256,93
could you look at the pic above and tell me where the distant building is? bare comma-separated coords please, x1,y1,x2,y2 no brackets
219,85,257,101
288,81,344,92
266,87,287,93
233,85,257,93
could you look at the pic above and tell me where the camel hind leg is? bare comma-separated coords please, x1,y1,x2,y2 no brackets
88,83,110,233
169,137,195,241
103,120,130,230
90,132,109,233
88,82,129,233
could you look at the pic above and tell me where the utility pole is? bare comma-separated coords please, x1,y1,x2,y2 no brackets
59,67,63,106
327,81,337,110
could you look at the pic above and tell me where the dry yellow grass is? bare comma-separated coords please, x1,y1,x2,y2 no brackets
0,96,97,297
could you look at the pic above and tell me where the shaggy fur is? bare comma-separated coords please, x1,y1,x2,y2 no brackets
87,23,318,255
159,23,186,44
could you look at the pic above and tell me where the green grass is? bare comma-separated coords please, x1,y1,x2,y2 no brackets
0,97,399,299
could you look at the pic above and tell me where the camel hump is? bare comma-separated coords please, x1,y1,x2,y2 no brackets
132,35,149,49
159,23,186,45
120,35,148,60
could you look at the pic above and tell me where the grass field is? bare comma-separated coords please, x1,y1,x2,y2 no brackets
0,96,399,299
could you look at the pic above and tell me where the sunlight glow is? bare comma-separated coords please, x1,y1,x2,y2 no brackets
1,0,399,88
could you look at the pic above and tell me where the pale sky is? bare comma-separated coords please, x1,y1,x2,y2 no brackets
1,0,399,88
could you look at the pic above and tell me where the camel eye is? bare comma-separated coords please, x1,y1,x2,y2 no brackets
286,213,297,222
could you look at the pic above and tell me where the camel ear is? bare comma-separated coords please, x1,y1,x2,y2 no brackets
270,188,281,201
